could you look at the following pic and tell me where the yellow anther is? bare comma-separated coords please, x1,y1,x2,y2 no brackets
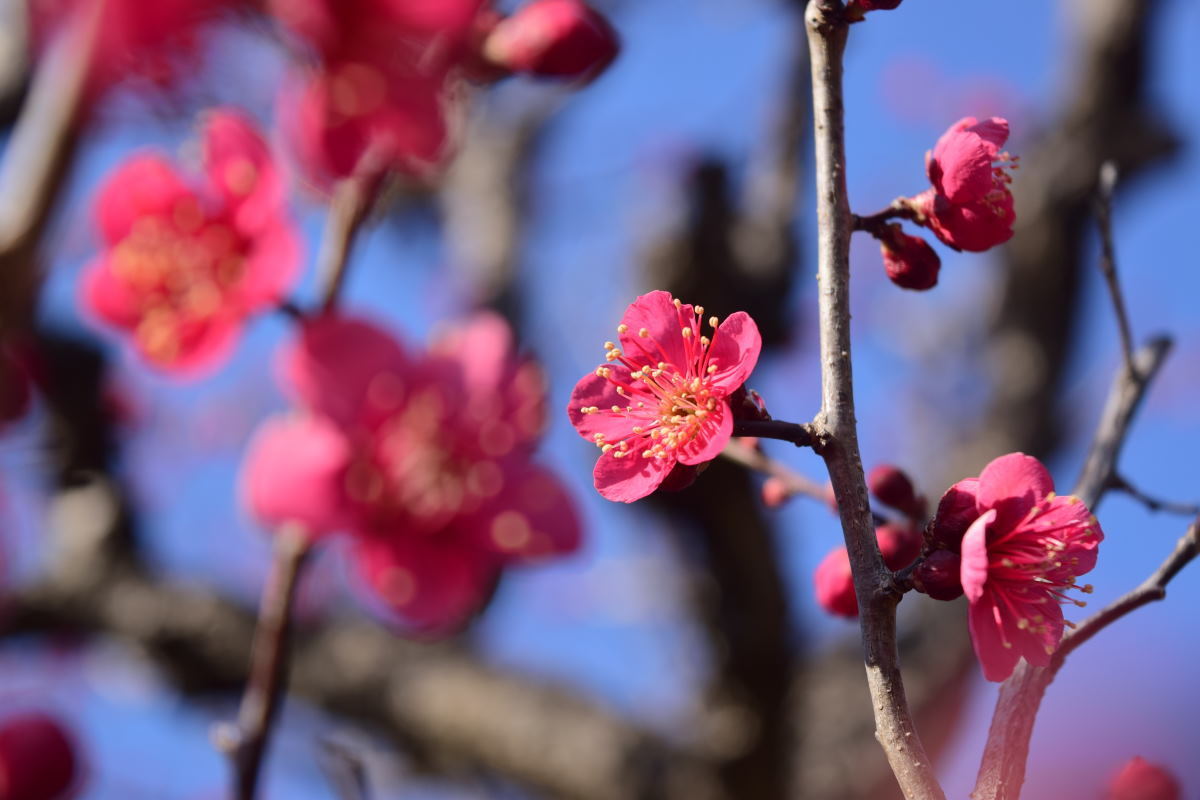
638,327,649,338
708,316,718,328
617,324,628,334
681,327,692,338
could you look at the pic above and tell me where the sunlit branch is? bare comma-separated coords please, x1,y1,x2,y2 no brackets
1094,161,1135,375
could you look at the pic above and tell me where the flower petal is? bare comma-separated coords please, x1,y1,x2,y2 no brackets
471,462,582,561
240,413,353,538
202,108,285,237
967,591,1023,682
928,477,980,551
567,367,640,442
705,311,762,393
94,155,194,245
977,452,1054,529
675,399,732,466
616,291,689,371
230,222,302,311
79,258,141,329
960,508,996,602
593,440,673,502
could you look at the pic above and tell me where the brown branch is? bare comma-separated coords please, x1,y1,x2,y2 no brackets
722,439,828,506
215,527,312,800
1093,161,1134,374
804,1,943,797
317,174,376,313
732,419,819,449
1110,476,1200,517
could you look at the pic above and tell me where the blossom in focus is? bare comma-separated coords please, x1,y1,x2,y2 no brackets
0,712,79,800
1109,757,1181,800
269,0,489,185
80,109,300,375
568,291,762,502
910,116,1016,252
29,0,235,98
877,224,940,291
482,0,619,82
929,452,1102,681
242,313,580,633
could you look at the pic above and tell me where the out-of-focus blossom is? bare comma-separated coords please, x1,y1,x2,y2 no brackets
761,476,790,508
0,712,79,800
908,116,1016,252
242,313,580,633
482,0,618,82
876,522,921,570
270,0,488,186
845,0,902,21
928,453,1102,681
568,291,762,503
80,109,300,375
867,463,920,516
1109,757,1181,800
0,341,36,430
29,0,236,98
877,224,940,290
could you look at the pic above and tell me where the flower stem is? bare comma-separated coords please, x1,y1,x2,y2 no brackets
218,525,311,800
317,174,376,313
804,2,944,797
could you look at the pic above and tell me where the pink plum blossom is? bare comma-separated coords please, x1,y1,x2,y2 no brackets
1109,757,1181,800
910,116,1017,252
568,291,762,502
241,313,580,633
929,452,1102,681
482,0,619,82
80,109,299,375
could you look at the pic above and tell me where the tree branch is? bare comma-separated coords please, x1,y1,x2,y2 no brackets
732,419,819,449
317,173,376,312
1093,161,1134,374
804,1,943,797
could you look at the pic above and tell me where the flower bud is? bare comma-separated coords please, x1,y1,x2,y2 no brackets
845,0,903,21
867,464,918,514
0,713,78,800
878,224,940,291
912,549,964,601
876,523,921,570
761,476,790,508
1109,757,1181,800
814,547,858,618
729,385,771,422
482,0,619,82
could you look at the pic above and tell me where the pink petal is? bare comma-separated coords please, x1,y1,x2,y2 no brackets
567,368,640,441
675,399,732,466
928,116,1006,205
470,462,582,561
281,315,410,428
240,413,353,538
923,190,1015,252
1015,598,1063,669
141,313,243,377
928,477,980,551
94,155,194,245
977,452,1054,528
432,311,514,395
960,508,996,602
814,546,858,618
354,534,498,635
617,291,689,372
202,108,285,236
592,441,673,502
705,311,762,393
967,591,1022,682
230,222,302,311
79,258,141,329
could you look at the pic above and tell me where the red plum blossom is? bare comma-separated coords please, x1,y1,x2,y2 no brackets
929,453,1102,681
568,291,762,502
242,313,580,633
482,0,619,82
80,110,300,375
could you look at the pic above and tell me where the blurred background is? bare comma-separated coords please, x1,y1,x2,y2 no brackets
0,0,1197,797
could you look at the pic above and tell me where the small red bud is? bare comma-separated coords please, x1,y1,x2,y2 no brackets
845,0,903,21
761,477,790,508
482,0,619,82
1109,757,1181,800
878,224,940,291
876,523,921,570
0,713,79,800
912,550,964,601
814,547,858,618
867,464,919,514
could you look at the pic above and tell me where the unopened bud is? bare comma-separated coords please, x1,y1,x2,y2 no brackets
1109,757,1181,800
876,523,921,570
846,0,903,21
912,550,964,601
0,713,79,800
482,0,619,82
814,547,858,618
867,464,918,514
879,224,940,291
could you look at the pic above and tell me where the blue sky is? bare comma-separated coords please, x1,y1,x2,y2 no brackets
3,0,1199,797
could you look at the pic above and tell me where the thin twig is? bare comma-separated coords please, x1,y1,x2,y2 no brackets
732,419,819,449
851,199,918,238
1094,161,1135,375
1072,337,1172,509
722,439,828,504
317,174,376,313
319,738,371,800
804,1,944,797
1110,475,1200,516
216,526,311,800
